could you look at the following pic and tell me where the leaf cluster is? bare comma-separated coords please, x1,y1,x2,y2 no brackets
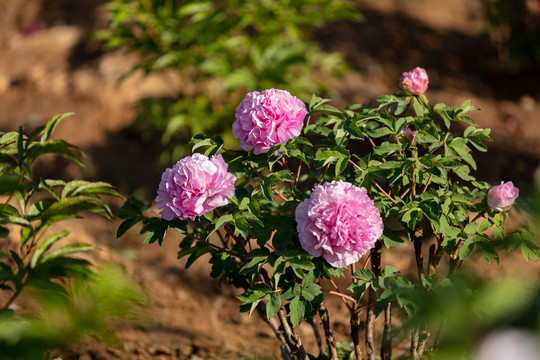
95,0,361,162
0,114,120,311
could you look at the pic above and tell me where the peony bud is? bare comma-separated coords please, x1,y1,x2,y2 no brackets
399,67,429,95
401,127,416,144
487,181,519,212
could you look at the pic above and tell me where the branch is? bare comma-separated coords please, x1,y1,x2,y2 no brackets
330,279,353,311
381,303,392,360
319,303,338,360
348,159,400,206
293,115,311,188
277,309,309,360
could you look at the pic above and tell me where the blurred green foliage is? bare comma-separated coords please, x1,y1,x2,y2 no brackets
95,0,361,162
0,265,147,360
480,0,540,68
0,115,146,359
408,275,540,359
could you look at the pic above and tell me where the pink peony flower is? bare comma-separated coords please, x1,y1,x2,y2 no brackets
295,181,384,268
399,67,429,95
487,181,519,212
156,153,236,221
233,88,307,155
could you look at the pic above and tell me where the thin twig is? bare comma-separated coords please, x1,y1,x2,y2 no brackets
374,181,400,206
368,137,386,163
399,187,410,200
416,328,429,358
420,173,433,195
330,279,354,311
272,187,290,202
328,291,356,304
362,250,373,269
348,159,400,206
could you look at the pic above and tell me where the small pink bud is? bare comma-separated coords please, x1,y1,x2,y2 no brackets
401,127,416,143
399,67,429,95
487,181,519,212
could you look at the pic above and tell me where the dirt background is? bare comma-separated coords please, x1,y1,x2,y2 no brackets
1,0,540,359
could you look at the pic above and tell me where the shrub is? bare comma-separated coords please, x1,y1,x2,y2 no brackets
0,115,145,359
119,68,539,359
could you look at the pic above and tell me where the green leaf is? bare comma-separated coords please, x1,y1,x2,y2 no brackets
239,256,265,275
30,230,70,268
39,179,61,201
41,113,74,144
475,239,499,264
433,103,452,129
455,115,478,127
0,174,22,194
352,268,374,285
314,149,343,167
459,238,475,260
40,243,97,263
373,289,393,317
289,296,305,326
117,216,143,238
25,140,84,167
61,180,118,199
0,226,8,238
308,94,332,112
310,104,342,115
266,292,281,319
20,227,33,248
373,142,401,157
521,232,540,261
381,233,406,248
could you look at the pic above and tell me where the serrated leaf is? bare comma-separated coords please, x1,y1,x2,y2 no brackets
289,296,305,327
239,256,265,275
521,232,540,261
459,238,475,260
352,268,374,284
373,289,393,317
266,292,281,319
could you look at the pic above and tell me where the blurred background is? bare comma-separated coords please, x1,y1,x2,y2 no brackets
0,0,539,358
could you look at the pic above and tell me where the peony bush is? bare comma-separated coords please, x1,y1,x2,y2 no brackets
119,69,538,360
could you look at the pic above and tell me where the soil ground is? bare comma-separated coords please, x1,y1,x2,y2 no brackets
1,0,540,359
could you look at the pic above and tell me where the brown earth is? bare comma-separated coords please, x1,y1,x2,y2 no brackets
1,0,540,359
